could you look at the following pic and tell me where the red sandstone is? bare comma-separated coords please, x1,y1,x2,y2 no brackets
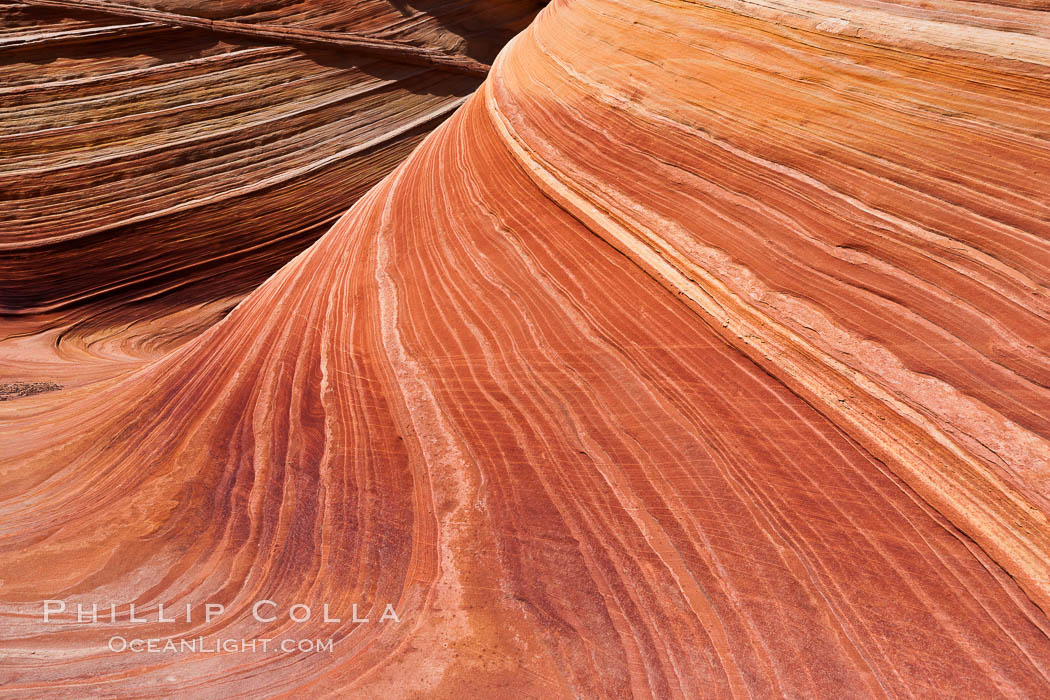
1,0,1049,696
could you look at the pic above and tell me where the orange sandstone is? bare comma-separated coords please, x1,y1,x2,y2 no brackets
1,0,1049,696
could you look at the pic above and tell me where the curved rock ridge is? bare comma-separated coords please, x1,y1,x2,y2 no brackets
0,0,542,320
2,0,1050,697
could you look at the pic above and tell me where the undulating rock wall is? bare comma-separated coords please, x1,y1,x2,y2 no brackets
1,0,1048,697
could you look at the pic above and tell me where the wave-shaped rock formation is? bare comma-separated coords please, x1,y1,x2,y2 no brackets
2,0,1050,696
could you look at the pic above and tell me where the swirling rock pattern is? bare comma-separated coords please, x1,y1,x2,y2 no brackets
2,0,1050,697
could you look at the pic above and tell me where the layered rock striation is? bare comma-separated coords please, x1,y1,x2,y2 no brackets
1,0,1049,697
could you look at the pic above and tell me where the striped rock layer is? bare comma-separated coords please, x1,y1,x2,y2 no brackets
2,0,1050,697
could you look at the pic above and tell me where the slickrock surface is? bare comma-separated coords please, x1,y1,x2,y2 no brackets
2,0,1050,697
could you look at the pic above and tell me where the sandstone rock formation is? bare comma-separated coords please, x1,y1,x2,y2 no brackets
1,0,1049,697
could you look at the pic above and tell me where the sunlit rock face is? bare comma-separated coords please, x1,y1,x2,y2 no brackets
2,0,1050,696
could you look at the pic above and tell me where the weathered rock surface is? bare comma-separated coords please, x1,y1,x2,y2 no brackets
1,0,1049,697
